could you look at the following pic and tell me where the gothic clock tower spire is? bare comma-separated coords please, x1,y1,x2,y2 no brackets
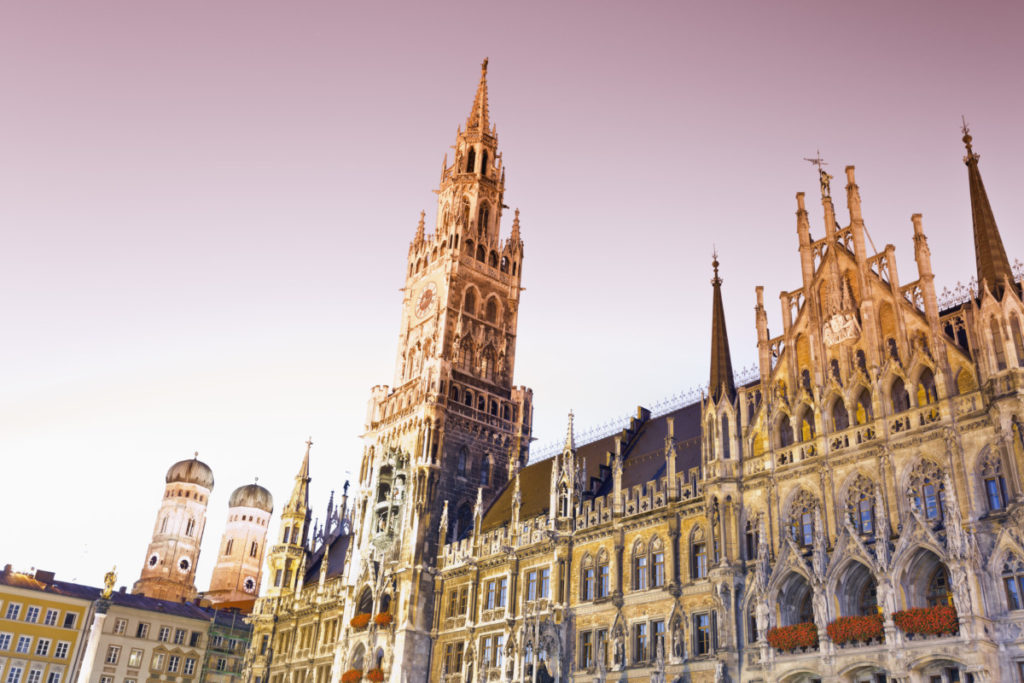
347,61,533,682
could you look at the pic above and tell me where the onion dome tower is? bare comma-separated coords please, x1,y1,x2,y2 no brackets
133,453,214,601
205,481,274,606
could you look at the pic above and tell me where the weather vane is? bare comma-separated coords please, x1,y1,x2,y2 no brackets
804,149,833,198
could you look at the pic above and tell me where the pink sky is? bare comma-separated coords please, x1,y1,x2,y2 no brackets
1,1,1021,590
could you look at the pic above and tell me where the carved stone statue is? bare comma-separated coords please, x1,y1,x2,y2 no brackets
102,566,117,600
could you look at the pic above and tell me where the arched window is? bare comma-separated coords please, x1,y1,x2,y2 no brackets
596,551,610,598
908,460,946,521
992,318,1008,371
477,395,485,411
855,389,873,425
464,238,474,255
185,518,196,537
464,288,477,316
500,256,510,273
485,298,498,323
650,538,665,587
798,409,815,442
160,517,168,534
558,483,569,518
916,368,938,405
250,542,259,558
476,245,486,262
981,450,1008,511
632,541,648,590
832,398,849,431
450,385,460,402
480,150,488,174
224,539,233,556
465,147,476,173
457,447,468,477
720,415,731,459
890,377,910,413
454,503,473,540
489,399,498,416
461,198,471,227
690,528,708,579
845,475,874,535
778,414,793,448
463,389,473,407
788,490,818,547
488,251,498,267
580,555,595,601
856,349,868,376
477,203,489,235
357,587,373,616
926,565,951,607
1002,553,1024,611
480,457,490,486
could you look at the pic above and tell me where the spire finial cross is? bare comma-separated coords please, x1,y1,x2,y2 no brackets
803,150,827,171
306,437,313,451
711,246,722,285
961,115,978,162
193,451,198,459
804,150,833,198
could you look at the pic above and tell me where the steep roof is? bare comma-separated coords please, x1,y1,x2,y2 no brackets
0,568,101,602
963,128,1016,298
708,255,736,403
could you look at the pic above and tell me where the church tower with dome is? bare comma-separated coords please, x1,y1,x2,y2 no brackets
205,481,274,606
133,453,214,602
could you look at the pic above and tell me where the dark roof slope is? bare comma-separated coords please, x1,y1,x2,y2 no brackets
0,569,101,602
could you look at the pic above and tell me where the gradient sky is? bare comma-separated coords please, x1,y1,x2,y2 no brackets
1,1,1021,591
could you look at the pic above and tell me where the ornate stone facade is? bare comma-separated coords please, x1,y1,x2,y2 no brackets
244,64,1024,683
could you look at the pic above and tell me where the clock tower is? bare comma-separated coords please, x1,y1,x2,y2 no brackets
345,60,532,681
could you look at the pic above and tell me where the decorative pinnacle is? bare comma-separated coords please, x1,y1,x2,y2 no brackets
305,437,313,452
962,116,979,162
482,57,488,73
564,410,575,452
711,247,722,286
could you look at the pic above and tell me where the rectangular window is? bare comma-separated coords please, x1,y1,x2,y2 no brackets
633,622,648,663
538,569,550,599
43,609,58,626
55,641,70,658
158,627,170,642
136,623,149,639
173,629,186,645
216,659,226,672
694,613,711,656
858,499,874,534
579,631,593,669
987,478,1005,511
526,571,537,601
481,637,492,669
151,654,164,671
46,672,61,683
35,639,50,656
128,649,144,668
582,567,595,600
454,642,464,671
652,620,665,658
1006,577,1022,610
62,613,76,629
184,658,196,675
125,679,136,683
495,635,504,668
458,587,468,614
16,636,31,654
596,629,608,669
498,577,508,607
105,645,121,664
446,591,457,618
25,670,41,683
5,604,21,620
443,644,453,674
693,543,708,579
113,619,127,635
652,552,665,587
167,656,180,673
486,581,496,610
0,633,11,650
189,632,201,647
260,635,269,655
99,677,112,683
634,555,648,590
598,563,610,597
6,667,23,683
25,607,40,623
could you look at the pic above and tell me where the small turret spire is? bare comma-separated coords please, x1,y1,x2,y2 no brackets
287,438,312,513
563,410,575,452
466,58,490,132
708,250,736,403
414,210,425,243
511,208,521,242
961,120,1016,298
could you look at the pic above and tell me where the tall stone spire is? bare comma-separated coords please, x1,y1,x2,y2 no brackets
287,438,312,516
466,58,490,132
962,123,1016,298
708,252,736,403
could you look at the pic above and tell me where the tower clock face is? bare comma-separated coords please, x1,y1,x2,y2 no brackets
416,282,437,317
178,557,191,573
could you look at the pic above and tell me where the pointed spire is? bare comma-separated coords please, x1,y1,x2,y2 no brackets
708,250,736,403
511,208,521,242
466,58,490,132
414,210,425,243
962,121,1015,298
287,438,312,512
563,410,575,452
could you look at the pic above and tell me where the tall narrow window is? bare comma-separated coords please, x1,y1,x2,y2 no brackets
1011,316,1024,366
832,399,849,430
480,150,488,175
992,318,1007,371
721,415,731,459
652,549,665,587
855,389,873,424
465,147,476,173
779,415,793,447
691,529,708,579
185,518,196,536
916,368,938,405
890,378,910,413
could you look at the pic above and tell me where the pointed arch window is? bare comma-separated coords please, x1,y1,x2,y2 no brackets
981,450,1008,512
1002,553,1024,611
475,245,486,262
788,490,818,547
480,457,491,486
798,409,815,442
778,415,793,448
846,475,875,535
185,518,196,537
465,147,476,173
597,551,610,597
632,540,648,590
480,150,488,175
558,483,570,518
224,539,234,556
456,447,468,477
855,389,873,425
720,415,731,459
926,565,951,607
1011,316,1024,366
832,398,849,431
463,288,477,316
477,203,489,235
908,460,946,521
916,368,938,405
890,377,910,413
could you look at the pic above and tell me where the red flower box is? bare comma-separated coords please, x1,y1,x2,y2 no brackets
350,613,371,629
892,605,958,637
826,614,884,645
366,670,384,683
341,670,362,683
766,622,818,651
374,612,392,627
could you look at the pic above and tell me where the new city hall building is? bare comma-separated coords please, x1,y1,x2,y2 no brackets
242,62,1024,683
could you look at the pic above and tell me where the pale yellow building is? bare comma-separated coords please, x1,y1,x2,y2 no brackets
0,567,98,683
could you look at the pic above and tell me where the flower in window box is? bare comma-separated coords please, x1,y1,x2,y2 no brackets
366,669,384,683
373,612,392,627
350,613,371,629
765,622,818,651
341,670,362,683
892,605,958,637
826,614,884,645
